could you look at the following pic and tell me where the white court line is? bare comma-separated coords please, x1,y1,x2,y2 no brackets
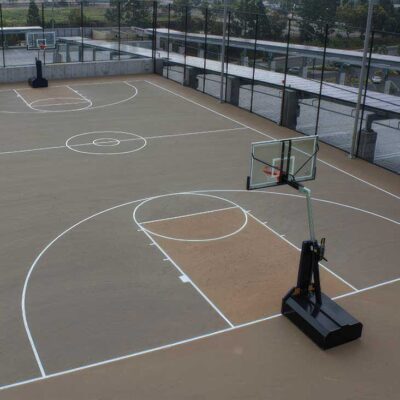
0,79,146,93
2,82,137,114
133,193,249,243
0,127,246,156
0,145,67,155
145,80,400,201
13,89,40,112
65,85,91,104
33,100,87,107
136,217,235,328
2,275,400,392
141,205,237,225
5,189,400,391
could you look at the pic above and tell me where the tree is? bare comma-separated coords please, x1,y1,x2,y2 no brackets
172,0,191,30
269,11,286,40
232,0,271,39
106,0,151,28
298,0,337,41
27,0,41,26
68,9,89,27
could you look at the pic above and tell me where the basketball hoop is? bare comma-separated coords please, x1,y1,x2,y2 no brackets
262,165,281,180
39,43,47,51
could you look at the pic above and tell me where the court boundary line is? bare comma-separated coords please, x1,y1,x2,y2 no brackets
5,189,400,391
145,80,400,201
2,276,399,392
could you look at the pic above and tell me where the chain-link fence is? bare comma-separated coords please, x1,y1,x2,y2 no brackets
0,1,399,174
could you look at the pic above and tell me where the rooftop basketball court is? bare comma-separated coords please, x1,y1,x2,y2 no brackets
0,75,399,399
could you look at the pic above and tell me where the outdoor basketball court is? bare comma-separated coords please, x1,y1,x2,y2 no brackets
0,75,399,398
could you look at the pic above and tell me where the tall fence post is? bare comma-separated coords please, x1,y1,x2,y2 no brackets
0,4,5,68
315,24,329,135
279,17,291,126
202,7,208,93
357,30,375,153
118,0,121,60
152,1,158,69
224,11,231,102
80,1,84,62
167,3,171,79
41,3,46,64
250,14,259,113
183,6,188,84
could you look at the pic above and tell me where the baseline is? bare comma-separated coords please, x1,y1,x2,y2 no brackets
4,276,399,392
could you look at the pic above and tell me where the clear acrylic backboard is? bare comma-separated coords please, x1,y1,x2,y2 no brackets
247,136,318,190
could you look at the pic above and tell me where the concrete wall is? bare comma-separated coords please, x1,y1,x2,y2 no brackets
0,58,153,83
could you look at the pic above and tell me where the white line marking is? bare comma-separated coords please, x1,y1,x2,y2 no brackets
332,276,400,300
163,258,169,261
33,101,87,107
66,131,147,156
0,127,245,156
141,205,237,225
2,82,138,114
9,189,400,391
247,212,358,291
20,196,151,376
145,80,400,201
136,215,235,328
4,273,400,392
65,85,91,103
143,127,246,140
0,145,67,155
179,275,190,283
13,89,40,112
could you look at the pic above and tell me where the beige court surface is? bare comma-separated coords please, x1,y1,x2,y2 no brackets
0,74,399,399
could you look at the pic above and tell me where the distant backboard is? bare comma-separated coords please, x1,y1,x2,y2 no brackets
26,31,56,50
247,136,318,190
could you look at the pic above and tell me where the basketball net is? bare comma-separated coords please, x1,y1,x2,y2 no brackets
262,165,281,180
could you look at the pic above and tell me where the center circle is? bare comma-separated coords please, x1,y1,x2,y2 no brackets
133,193,248,242
92,138,121,147
66,131,147,155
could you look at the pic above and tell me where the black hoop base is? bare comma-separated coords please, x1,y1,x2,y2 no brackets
281,241,363,349
28,59,48,88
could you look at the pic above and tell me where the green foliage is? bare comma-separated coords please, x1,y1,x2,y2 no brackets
106,0,151,28
298,0,337,41
67,9,89,27
27,0,41,26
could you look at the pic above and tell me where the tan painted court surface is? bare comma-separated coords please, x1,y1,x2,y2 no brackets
0,75,399,399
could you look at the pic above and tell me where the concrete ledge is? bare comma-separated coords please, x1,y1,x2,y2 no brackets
0,58,153,83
